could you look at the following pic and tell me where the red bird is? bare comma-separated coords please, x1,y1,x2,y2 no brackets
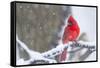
59,15,80,62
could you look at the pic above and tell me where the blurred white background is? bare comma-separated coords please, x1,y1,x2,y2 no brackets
72,7,96,42
72,6,96,61
0,0,99,68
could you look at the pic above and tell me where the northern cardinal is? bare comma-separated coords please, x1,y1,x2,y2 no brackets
58,15,80,62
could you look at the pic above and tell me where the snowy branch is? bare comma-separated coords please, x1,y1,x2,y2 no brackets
42,41,95,59
16,35,96,65
16,35,56,65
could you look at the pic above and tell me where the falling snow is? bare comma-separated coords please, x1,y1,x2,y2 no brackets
19,5,22,8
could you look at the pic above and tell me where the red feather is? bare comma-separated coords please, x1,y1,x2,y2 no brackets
59,15,80,62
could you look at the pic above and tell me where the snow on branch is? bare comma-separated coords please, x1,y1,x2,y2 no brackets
16,35,96,65
42,41,95,59
16,35,56,65
70,41,96,51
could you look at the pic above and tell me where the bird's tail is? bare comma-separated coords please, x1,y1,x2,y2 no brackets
58,48,67,62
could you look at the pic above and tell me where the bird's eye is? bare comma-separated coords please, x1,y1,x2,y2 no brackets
68,22,73,26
